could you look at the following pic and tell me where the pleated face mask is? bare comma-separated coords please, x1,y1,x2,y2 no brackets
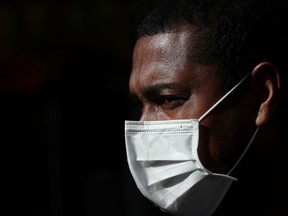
124,74,259,216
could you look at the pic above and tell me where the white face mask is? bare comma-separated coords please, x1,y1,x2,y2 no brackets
124,74,259,216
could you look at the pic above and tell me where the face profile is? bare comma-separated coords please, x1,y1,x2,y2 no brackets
124,0,288,215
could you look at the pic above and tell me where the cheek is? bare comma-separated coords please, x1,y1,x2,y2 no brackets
171,97,208,120
140,105,171,121
197,109,241,174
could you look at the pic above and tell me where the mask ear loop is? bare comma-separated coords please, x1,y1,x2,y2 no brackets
198,73,251,122
197,73,260,176
227,127,259,176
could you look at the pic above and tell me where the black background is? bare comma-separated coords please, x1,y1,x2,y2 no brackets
0,0,168,215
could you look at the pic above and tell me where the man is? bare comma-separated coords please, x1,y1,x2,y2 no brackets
124,0,288,215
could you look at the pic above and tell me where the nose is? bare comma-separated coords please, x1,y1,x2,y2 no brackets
140,105,160,121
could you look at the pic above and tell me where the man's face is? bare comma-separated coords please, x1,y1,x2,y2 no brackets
130,30,226,121
129,30,255,173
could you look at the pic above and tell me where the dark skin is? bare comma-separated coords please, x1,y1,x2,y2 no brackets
129,28,282,204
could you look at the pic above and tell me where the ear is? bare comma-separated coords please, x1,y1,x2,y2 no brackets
252,62,281,126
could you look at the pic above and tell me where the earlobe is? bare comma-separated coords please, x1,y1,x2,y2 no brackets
252,62,281,126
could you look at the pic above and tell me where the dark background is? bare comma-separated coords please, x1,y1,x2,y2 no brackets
0,1,167,215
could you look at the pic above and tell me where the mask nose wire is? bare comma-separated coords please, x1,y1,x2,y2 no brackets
198,73,251,122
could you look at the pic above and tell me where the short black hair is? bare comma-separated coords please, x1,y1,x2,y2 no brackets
137,0,288,87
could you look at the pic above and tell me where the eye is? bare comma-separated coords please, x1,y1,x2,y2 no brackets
157,95,188,107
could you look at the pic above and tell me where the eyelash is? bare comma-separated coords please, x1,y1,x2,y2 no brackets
157,95,187,106
129,95,188,112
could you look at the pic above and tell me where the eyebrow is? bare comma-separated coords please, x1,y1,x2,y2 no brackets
129,83,172,100
144,82,173,93
141,82,188,98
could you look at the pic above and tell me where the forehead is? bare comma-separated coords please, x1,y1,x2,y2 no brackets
130,30,218,95
131,31,190,89
132,31,191,75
